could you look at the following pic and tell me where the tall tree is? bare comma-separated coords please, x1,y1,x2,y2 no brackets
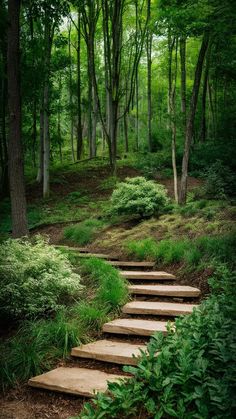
179,31,209,204
7,0,28,237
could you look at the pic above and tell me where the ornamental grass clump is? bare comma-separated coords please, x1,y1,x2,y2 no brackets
0,236,82,320
110,176,169,218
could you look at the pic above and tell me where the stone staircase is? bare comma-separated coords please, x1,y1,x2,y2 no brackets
28,248,200,397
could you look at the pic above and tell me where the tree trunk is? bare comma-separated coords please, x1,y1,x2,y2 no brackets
124,112,129,152
146,0,152,152
36,107,44,183
200,58,209,142
42,9,53,199
135,0,139,151
179,36,186,130
168,33,178,203
7,0,28,237
179,32,209,204
68,22,75,162
76,10,83,160
0,40,8,197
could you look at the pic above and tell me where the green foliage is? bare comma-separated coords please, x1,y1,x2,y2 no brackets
81,258,129,310
0,309,84,390
203,161,236,199
79,266,236,419
65,191,90,205
0,237,82,320
72,302,108,332
63,219,105,245
110,177,169,218
99,176,118,191
126,233,236,268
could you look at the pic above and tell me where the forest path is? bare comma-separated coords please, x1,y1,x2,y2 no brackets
28,249,200,398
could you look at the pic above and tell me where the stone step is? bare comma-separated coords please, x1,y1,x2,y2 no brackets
71,339,147,365
55,246,118,260
28,367,126,397
108,261,156,269
122,301,198,316
103,318,170,336
120,271,176,280
128,284,200,297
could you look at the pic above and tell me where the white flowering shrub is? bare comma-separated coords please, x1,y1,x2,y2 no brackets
0,236,82,320
110,177,169,217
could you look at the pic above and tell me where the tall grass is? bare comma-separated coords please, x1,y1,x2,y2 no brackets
0,309,85,390
126,233,236,268
63,219,105,245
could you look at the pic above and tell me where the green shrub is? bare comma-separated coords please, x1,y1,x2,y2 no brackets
110,177,169,218
63,219,105,245
99,176,118,191
0,237,82,320
0,309,84,390
79,266,236,419
81,258,129,309
203,160,236,199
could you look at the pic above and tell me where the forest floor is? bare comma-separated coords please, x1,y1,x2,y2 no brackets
0,160,235,419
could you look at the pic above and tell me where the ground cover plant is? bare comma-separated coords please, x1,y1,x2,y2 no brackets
78,265,236,419
63,219,106,246
125,233,236,269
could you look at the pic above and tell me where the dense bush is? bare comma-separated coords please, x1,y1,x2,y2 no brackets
63,219,105,245
110,177,169,218
203,161,236,199
79,266,236,418
0,237,82,320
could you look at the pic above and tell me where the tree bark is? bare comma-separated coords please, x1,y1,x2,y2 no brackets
68,22,75,162
36,107,44,183
7,0,28,237
146,0,152,152
179,32,209,204
179,36,186,130
76,10,83,160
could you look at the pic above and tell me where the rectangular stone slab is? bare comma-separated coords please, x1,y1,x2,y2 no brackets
108,261,155,268
71,339,147,365
55,245,118,260
122,301,198,316
128,284,200,297
28,367,126,397
120,271,175,280
103,318,170,336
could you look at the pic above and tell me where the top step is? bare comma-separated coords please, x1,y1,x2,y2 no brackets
55,246,118,260
108,261,156,268
120,271,176,280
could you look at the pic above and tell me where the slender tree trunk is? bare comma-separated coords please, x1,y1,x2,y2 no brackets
146,0,152,152
42,10,53,199
36,107,44,183
58,72,62,163
7,0,28,237
179,32,209,204
180,36,187,131
124,112,129,152
77,10,83,160
200,55,210,142
135,0,139,151
168,33,178,203
68,23,75,162
32,99,37,167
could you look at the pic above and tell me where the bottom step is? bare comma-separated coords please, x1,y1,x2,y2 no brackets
71,339,146,365
103,318,170,336
28,367,126,397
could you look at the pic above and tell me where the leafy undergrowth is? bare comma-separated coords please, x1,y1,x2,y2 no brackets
0,245,128,391
126,233,236,269
78,265,236,419
63,219,107,246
